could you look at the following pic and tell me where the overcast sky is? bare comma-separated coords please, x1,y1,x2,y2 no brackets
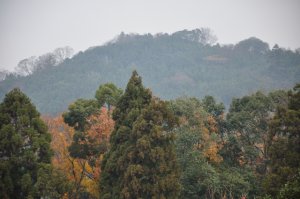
0,0,300,71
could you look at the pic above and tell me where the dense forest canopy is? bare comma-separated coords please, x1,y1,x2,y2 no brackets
0,69,299,198
0,28,299,198
1,29,299,115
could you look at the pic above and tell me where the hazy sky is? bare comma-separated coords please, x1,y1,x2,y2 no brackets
0,0,300,71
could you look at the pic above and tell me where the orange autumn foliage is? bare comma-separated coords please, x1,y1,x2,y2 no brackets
202,115,223,163
189,113,223,164
86,108,114,146
85,108,115,181
43,107,114,198
43,116,74,170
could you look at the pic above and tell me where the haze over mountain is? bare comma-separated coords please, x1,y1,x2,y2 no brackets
1,29,299,115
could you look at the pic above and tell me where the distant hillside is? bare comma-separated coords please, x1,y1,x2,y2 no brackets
0,70,8,81
1,29,299,115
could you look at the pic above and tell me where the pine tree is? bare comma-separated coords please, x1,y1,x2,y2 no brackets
100,71,180,198
0,88,53,198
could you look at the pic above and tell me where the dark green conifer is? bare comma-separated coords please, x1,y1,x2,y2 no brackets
100,71,180,199
121,99,180,198
0,88,52,198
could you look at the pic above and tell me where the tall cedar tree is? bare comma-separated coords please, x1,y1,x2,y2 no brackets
100,71,180,199
0,88,52,198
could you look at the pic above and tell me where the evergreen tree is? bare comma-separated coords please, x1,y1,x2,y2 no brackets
100,71,152,198
263,84,300,197
100,71,180,198
95,83,123,111
121,99,180,198
170,97,240,198
63,99,98,132
202,95,225,118
226,92,273,169
0,88,53,198
63,99,98,161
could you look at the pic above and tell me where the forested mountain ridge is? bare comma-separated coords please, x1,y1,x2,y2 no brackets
1,29,299,115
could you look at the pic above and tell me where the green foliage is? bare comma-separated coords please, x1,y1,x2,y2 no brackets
170,98,213,199
100,71,180,198
63,83,120,160
202,95,225,118
226,92,277,167
218,167,252,198
268,90,289,110
220,135,244,167
170,96,252,199
0,88,54,198
121,100,180,198
202,95,226,137
168,96,204,126
259,195,273,199
278,169,300,199
63,98,98,160
175,126,214,199
35,164,71,199
63,99,98,131
95,83,123,110
100,71,153,198
1,30,299,115
263,84,300,197
223,91,291,197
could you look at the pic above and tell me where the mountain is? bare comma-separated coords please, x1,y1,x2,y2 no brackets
0,69,9,81
14,46,74,76
0,46,74,81
0,29,299,115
